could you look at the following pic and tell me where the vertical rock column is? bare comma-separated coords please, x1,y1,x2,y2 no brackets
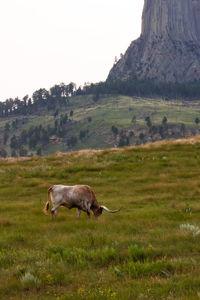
107,0,200,83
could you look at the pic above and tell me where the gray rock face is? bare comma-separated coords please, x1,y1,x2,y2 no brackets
107,0,200,83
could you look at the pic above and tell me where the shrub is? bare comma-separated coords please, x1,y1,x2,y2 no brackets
20,272,41,289
63,248,88,267
129,244,163,262
129,244,147,262
51,246,117,267
126,260,174,278
179,224,200,237
0,249,16,267
90,246,116,265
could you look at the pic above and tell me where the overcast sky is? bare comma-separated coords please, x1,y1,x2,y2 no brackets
0,0,144,101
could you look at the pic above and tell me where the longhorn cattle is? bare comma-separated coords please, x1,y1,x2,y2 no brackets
43,185,120,219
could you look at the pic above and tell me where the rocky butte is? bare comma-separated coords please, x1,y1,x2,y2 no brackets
107,0,200,84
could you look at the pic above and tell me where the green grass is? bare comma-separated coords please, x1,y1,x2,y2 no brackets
1,139,200,299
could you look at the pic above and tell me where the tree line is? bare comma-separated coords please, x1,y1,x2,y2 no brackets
79,77,200,100
0,82,77,117
1,76,200,119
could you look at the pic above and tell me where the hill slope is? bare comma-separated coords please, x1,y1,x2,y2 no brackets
1,94,200,157
1,138,200,299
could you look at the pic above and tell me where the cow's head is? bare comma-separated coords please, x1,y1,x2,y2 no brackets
93,206,120,217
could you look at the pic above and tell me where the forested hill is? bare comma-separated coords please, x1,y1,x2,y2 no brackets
1,82,200,158
1,78,200,119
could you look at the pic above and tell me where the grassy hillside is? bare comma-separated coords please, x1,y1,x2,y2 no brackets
1,137,200,299
1,95,200,156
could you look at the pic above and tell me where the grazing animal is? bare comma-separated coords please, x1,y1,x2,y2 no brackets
43,185,120,219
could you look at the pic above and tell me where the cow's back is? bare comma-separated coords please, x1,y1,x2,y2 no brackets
51,185,95,209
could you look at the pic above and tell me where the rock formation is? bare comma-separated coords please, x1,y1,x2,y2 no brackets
107,0,200,84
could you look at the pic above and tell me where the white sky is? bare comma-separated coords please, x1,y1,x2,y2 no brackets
0,0,144,101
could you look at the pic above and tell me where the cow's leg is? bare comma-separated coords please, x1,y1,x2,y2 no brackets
51,204,59,220
84,201,91,219
77,209,81,218
80,201,90,218
86,210,90,218
54,209,58,220
51,209,54,220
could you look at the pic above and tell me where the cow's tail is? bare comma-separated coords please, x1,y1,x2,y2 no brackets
43,186,53,215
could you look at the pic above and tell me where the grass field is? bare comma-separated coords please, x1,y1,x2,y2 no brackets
1,137,200,299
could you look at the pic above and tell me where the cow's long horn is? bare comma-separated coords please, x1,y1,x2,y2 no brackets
100,205,121,213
